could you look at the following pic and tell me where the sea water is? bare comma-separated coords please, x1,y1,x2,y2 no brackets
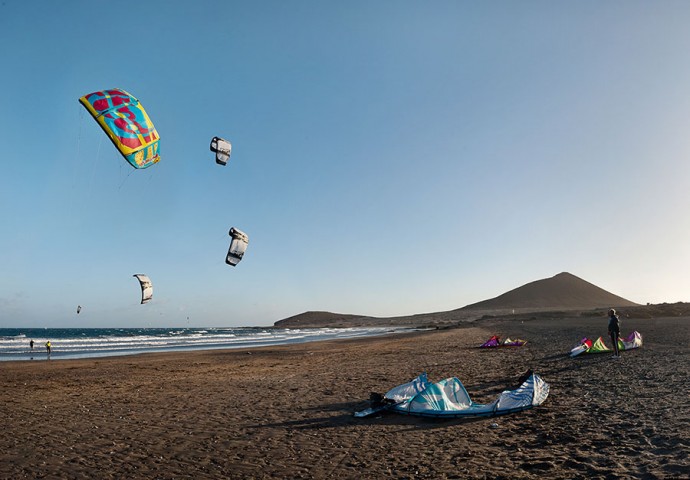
0,326,409,361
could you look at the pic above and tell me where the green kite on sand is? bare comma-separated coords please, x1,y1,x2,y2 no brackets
570,331,643,357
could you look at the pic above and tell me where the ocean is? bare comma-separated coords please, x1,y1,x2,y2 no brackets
0,326,410,361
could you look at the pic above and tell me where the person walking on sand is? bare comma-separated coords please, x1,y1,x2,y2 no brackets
45,341,51,355
608,309,621,358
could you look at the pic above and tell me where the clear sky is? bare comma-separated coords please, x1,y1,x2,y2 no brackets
2,1,689,328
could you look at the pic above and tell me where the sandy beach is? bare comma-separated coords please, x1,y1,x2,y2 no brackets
1,315,688,479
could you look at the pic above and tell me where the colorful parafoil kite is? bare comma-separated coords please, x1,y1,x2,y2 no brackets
210,137,232,166
226,228,249,266
79,89,160,169
133,274,153,304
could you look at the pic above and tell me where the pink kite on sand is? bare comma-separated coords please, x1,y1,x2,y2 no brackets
479,336,527,348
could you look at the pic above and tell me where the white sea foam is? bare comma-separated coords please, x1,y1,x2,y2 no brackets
0,326,413,361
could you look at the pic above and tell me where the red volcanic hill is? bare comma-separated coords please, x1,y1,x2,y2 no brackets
274,272,641,328
461,272,639,311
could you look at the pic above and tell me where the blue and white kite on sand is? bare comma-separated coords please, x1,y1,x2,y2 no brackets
355,371,549,418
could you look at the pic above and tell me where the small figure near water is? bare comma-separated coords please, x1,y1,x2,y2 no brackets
29,340,34,350
45,341,51,355
608,309,621,358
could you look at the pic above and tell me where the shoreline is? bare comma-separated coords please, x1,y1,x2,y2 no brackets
0,325,419,363
1,316,687,479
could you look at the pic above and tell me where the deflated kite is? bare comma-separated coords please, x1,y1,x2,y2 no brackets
79,89,160,169
210,137,232,166
569,332,642,357
479,335,527,348
226,228,249,266
133,274,153,304
355,371,549,418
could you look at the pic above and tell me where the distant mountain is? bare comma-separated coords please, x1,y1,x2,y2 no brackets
273,272,641,328
461,272,640,311
273,311,376,328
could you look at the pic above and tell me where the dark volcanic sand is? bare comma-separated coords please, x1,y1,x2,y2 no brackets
1,315,688,479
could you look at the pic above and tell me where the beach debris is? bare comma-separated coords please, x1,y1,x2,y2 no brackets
569,332,642,357
479,335,527,348
210,136,232,166
355,371,549,419
79,88,160,169
133,274,153,304
226,228,249,266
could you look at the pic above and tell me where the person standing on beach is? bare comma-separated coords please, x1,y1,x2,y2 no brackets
608,309,621,358
45,341,51,355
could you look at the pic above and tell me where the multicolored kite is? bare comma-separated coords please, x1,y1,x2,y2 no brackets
569,332,642,357
79,88,161,169
479,335,527,348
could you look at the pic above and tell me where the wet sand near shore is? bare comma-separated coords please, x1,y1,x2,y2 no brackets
1,315,688,479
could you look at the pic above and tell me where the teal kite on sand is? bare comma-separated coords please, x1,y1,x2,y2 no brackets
355,371,549,418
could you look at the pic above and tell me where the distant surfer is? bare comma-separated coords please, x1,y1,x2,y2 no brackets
45,341,51,355
29,340,34,351
608,309,621,358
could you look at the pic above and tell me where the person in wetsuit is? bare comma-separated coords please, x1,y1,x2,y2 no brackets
608,309,621,358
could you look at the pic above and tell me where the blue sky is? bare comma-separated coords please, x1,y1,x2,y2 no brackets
2,1,690,328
